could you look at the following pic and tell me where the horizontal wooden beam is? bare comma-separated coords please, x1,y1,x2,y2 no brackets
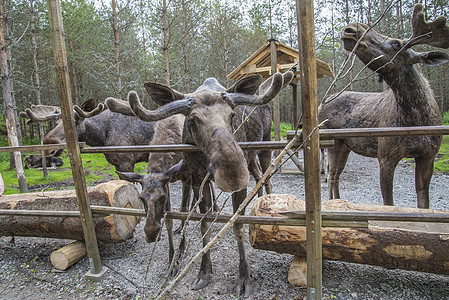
287,125,449,140
80,140,334,154
4,125,447,155
0,142,86,153
164,212,367,228
281,210,449,223
2,205,447,226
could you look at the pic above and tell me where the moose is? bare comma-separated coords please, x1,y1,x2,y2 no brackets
20,99,157,172
24,155,64,169
106,71,293,296
114,112,191,276
318,4,448,208
108,83,276,278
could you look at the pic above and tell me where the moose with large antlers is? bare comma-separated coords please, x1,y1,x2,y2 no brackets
319,4,449,208
20,99,157,172
106,71,293,296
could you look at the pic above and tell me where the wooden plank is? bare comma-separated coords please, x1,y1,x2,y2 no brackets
79,140,335,154
280,210,449,223
296,0,322,298
46,0,103,277
165,211,367,228
271,40,281,155
286,125,449,140
0,142,87,153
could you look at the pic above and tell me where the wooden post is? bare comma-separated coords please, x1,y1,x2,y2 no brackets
46,0,105,279
270,39,280,147
292,83,298,130
296,0,322,299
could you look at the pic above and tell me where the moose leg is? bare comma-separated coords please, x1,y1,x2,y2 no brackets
191,180,213,290
248,158,263,197
164,191,177,276
259,149,273,194
415,155,434,209
327,142,350,199
378,157,400,206
174,178,192,235
233,189,251,297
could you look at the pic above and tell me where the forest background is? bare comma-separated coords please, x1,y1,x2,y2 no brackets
1,0,448,125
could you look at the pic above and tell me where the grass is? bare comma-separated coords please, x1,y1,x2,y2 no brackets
0,137,146,195
434,111,449,173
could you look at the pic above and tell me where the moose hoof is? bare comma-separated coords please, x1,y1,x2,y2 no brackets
236,277,251,298
170,266,178,278
192,278,209,290
173,226,182,235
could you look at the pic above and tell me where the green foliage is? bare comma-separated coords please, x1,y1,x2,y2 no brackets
434,135,449,173
442,111,449,125
271,122,293,140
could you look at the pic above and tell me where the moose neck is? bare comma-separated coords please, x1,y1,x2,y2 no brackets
381,65,437,125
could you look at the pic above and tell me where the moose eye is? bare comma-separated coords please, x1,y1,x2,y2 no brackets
187,116,198,127
390,40,402,49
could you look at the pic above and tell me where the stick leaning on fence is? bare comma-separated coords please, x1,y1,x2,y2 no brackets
155,120,327,299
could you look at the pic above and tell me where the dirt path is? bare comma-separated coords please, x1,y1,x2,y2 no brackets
0,152,448,299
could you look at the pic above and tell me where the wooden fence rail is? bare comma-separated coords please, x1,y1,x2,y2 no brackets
1,206,448,225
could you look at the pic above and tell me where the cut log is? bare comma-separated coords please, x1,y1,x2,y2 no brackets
249,194,449,276
50,241,87,270
0,180,142,243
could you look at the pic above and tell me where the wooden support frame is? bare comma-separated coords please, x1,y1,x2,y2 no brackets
270,39,281,147
296,0,322,298
46,0,105,279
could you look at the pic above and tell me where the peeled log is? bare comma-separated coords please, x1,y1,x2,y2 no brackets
50,241,87,270
0,180,141,243
249,194,449,275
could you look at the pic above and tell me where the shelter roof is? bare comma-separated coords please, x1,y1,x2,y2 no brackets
227,40,333,81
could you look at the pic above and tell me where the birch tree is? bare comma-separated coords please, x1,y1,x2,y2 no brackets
1,0,28,192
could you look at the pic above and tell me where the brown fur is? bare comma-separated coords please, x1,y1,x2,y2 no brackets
319,6,449,208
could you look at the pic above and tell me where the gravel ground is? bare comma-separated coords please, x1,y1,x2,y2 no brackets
0,152,448,299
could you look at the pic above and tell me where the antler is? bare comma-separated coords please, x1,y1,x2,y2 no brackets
106,91,194,122
19,105,61,124
222,71,294,107
406,3,449,49
73,103,106,119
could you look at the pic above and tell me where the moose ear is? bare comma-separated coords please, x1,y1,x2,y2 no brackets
416,51,449,67
163,160,184,181
227,74,263,95
80,99,97,112
115,171,144,184
144,82,186,106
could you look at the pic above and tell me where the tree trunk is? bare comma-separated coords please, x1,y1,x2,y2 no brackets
0,180,142,243
30,0,48,177
162,0,170,86
249,195,449,276
67,39,79,106
441,67,446,112
0,0,28,192
112,0,122,99
182,0,190,93
50,241,87,270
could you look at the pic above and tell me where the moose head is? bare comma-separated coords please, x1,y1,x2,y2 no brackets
341,4,449,85
116,160,183,243
106,71,293,193
20,99,106,157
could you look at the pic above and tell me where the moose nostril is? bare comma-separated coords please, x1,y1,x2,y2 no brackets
344,27,357,34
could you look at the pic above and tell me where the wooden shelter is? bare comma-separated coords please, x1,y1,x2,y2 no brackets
227,39,333,135
227,39,333,81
